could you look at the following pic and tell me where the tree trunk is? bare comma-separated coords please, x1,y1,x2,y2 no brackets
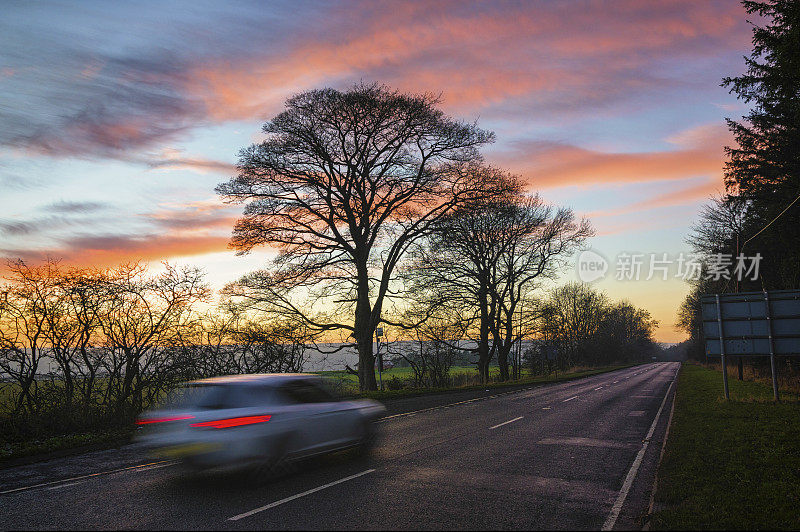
477,284,492,384
497,344,511,381
354,265,378,391
356,332,378,391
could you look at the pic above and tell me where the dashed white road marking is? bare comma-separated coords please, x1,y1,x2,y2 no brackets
489,416,524,430
46,481,85,490
562,395,578,402
228,469,376,521
594,386,603,391
377,365,644,424
601,367,677,531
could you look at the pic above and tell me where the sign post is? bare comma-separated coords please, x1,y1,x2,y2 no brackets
715,294,730,400
376,326,384,391
764,291,779,401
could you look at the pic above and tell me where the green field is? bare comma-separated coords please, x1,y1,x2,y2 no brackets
651,363,800,530
316,364,497,392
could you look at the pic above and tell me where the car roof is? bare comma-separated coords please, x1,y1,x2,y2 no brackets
186,373,319,386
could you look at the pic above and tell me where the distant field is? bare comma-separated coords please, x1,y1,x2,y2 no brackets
317,364,517,393
651,363,800,529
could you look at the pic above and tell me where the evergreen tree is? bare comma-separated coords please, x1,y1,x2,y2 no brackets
722,0,800,289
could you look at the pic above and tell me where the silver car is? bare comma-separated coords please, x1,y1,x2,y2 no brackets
135,374,385,473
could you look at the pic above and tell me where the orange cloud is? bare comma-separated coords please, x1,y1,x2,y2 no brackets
628,179,722,211
0,198,242,272
1,234,231,272
493,123,732,189
179,0,748,122
588,178,723,219
147,155,236,174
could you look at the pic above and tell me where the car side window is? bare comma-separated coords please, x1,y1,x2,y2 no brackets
226,385,275,407
279,380,335,404
195,385,230,410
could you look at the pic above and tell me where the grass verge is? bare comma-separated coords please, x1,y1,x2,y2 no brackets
651,363,800,530
1,427,134,466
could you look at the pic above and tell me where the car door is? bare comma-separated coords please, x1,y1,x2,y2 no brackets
277,380,353,453
300,379,359,448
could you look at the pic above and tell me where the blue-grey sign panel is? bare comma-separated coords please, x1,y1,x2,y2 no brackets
701,290,800,357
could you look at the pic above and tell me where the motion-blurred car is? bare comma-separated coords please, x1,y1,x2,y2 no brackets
135,374,385,474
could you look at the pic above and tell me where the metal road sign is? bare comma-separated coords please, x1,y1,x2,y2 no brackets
700,289,800,401
701,290,800,357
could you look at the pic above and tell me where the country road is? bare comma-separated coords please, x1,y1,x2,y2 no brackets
1,362,680,530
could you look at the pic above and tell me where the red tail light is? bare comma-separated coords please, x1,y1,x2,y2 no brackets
136,415,195,425
190,415,272,429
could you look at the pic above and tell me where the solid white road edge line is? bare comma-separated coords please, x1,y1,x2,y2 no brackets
488,416,524,430
228,469,376,521
601,367,677,531
0,460,176,495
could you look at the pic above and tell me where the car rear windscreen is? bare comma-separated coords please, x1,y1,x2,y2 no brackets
163,383,277,409
163,384,229,410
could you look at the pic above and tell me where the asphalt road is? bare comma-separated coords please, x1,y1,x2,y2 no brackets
1,362,679,530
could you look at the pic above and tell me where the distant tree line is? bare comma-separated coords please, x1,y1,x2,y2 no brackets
536,282,659,369
0,260,313,440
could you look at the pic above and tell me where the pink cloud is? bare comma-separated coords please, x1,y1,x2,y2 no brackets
492,123,732,189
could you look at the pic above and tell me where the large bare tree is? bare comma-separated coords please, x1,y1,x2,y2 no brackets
217,83,495,390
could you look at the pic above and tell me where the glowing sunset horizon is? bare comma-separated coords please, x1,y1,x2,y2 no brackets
1,1,754,343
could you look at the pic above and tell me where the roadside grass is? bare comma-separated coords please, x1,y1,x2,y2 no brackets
651,363,800,530
1,427,134,464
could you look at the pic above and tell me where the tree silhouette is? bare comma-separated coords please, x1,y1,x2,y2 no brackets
217,83,495,390
722,0,800,288
404,186,591,382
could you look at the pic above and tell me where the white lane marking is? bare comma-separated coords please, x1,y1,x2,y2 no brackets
377,366,640,423
0,460,176,495
132,463,175,473
542,407,551,410
601,367,677,531
46,481,85,490
377,394,506,422
228,469,376,521
612,381,619,384
489,416,524,430
594,386,603,391
562,395,578,402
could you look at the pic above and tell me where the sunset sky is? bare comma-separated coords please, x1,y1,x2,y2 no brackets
0,0,754,342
